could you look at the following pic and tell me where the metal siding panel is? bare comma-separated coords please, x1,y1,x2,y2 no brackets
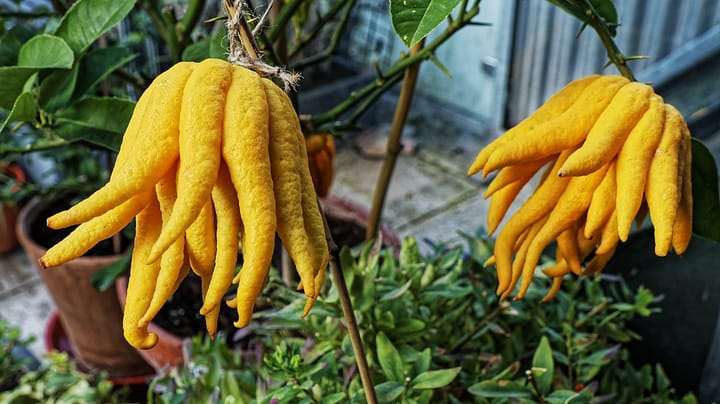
507,0,718,127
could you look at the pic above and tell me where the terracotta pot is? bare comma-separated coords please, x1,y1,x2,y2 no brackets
45,311,152,386
115,275,185,373
15,197,153,378
0,164,25,255
113,195,400,372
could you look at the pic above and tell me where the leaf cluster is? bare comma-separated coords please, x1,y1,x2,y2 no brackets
0,320,35,392
148,232,697,403
0,351,127,403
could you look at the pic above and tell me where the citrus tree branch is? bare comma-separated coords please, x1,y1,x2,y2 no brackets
310,2,480,128
365,40,424,241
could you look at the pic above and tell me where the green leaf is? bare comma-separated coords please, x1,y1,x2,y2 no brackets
0,25,36,65
73,46,137,99
380,279,413,301
182,29,228,62
546,0,617,36
375,381,405,403
0,92,35,133
395,318,426,334
690,138,720,243
390,0,461,47
399,236,421,267
531,336,554,395
54,123,122,152
55,96,135,150
18,35,74,69
38,66,79,111
54,0,136,54
376,331,405,382
412,348,432,375
0,67,36,110
467,380,532,398
91,252,130,291
410,367,460,389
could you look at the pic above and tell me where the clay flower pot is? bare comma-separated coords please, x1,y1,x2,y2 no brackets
0,163,25,255
15,197,153,378
115,275,185,373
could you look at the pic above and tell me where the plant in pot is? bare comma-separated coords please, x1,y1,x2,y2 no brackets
0,0,164,380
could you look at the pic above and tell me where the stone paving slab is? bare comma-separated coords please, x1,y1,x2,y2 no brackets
0,270,55,358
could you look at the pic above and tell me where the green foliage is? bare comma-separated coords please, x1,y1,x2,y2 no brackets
147,233,695,403
389,0,462,47
690,138,720,243
545,0,618,36
0,320,35,392
0,351,127,403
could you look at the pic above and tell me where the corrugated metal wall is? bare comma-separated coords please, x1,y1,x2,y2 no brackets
507,0,720,126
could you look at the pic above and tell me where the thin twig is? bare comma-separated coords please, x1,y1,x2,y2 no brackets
526,369,547,404
291,0,356,71
365,40,424,241
287,0,353,60
310,3,480,127
319,199,378,404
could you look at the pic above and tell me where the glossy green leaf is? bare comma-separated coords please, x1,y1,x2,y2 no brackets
0,67,36,110
18,35,73,69
390,0,461,47
38,66,79,111
375,381,405,403
467,380,532,398
91,252,130,291
56,96,135,138
0,92,35,133
54,0,136,54
546,0,618,36
73,46,137,99
380,279,412,301
376,331,404,382
55,123,123,151
410,367,460,389
531,336,554,395
691,138,720,243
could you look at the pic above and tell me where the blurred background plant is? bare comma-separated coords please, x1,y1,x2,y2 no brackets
147,234,698,403
0,350,129,403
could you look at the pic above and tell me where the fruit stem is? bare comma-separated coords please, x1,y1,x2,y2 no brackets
319,199,378,404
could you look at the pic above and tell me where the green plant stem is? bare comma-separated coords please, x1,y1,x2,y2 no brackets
292,0,355,71
583,2,635,80
0,11,57,18
550,0,635,81
287,0,353,60
177,0,208,53
365,40,424,241
0,139,74,154
267,0,306,42
320,200,377,404
310,2,480,128
526,370,546,404
162,7,181,63
141,0,171,48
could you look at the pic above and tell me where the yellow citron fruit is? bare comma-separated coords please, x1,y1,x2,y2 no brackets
39,60,329,349
469,75,693,300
